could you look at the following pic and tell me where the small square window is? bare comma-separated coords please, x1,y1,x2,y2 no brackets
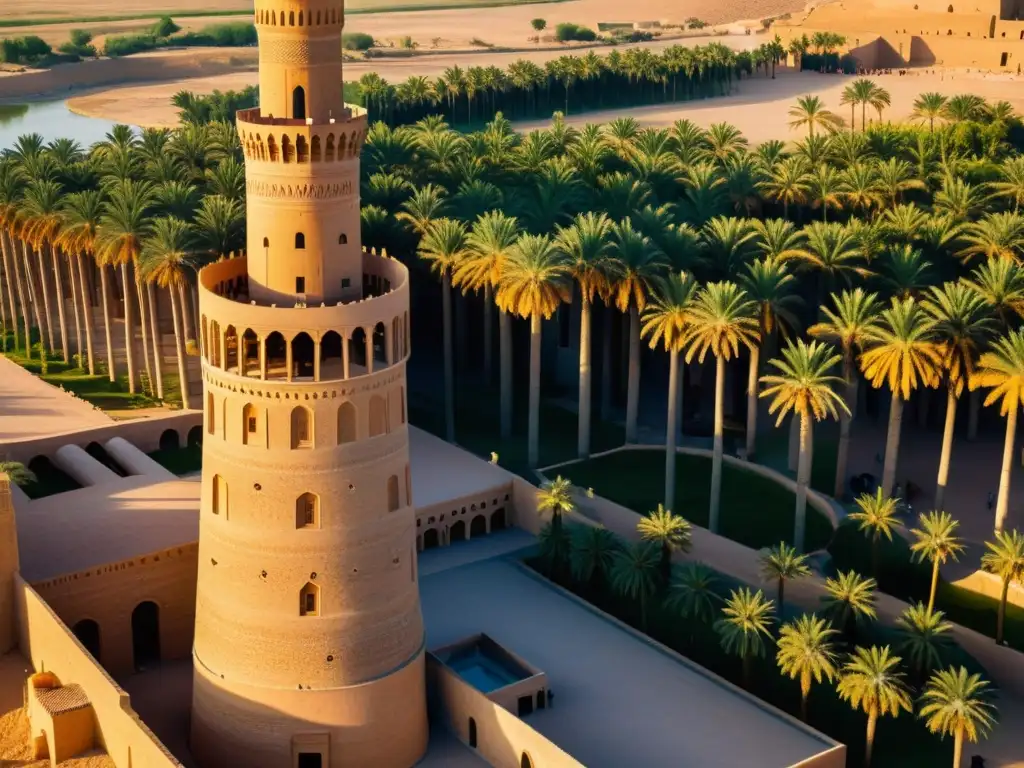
247,416,257,433
341,278,351,289
296,276,306,293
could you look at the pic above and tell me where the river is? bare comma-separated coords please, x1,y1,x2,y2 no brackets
0,100,131,152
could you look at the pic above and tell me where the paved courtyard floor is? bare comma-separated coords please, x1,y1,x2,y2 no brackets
420,553,838,768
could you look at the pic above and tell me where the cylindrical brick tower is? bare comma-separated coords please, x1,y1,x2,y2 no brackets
190,1,429,766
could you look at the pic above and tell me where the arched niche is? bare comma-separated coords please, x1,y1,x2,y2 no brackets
338,401,357,443
291,406,313,449
387,475,400,512
368,395,388,437
300,582,320,616
296,492,320,528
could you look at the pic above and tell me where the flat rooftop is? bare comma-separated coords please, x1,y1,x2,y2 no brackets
16,426,513,583
420,548,839,768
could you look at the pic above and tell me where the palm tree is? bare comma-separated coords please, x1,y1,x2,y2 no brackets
637,504,691,588
457,210,519,438
569,524,621,592
641,271,698,510
20,179,65,360
607,219,667,443
667,562,721,642
758,157,809,220
920,668,999,768
0,461,36,487
759,542,811,608
497,234,571,467
555,212,613,458
910,511,965,613
974,329,1024,531
760,340,848,550
610,542,660,631
847,489,902,578
683,282,760,533
809,289,881,497
896,602,953,680
859,297,942,496
418,218,469,443
57,190,105,378
837,646,913,768
841,79,877,132
980,529,1024,644
396,183,449,237
788,95,841,138
924,283,995,510
715,587,775,689
911,92,948,132
821,570,878,639
991,156,1024,213
139,217,195,408
776,614,839,721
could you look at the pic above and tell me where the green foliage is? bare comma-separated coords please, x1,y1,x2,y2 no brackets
150,15,181,38
554,22,596,42
530,17,547,31
176,23,258,48
172,87,259,124
59,29,96,58
103,33,161,57
685,17,709,29
0,35,52,63
342,32,375,51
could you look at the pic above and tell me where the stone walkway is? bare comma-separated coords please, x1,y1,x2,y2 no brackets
0,357,110,445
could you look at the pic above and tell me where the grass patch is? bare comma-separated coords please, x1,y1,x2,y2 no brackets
758,423,840,498
557,448,835,552
148,444,202,475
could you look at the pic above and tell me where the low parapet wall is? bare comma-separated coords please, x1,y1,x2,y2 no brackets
14,575,182,768
0,411,203,464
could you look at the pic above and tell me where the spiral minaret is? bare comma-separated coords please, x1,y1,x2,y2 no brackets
189,1,428,765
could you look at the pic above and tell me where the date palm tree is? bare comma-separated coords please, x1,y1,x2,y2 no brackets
20,179,65,360
667,562,721,642
0,162,26,356
821,570,878,640
758,156,809,220
776,614,839,721
418,218,470,443
607,219,667,443
641,271,698,510
760,339,848,551
991,156,1024,213
555,212,613,458
841,78,877,132
980,529,1024,644
810,289,882,497
715,587,775,689
683,282,759,533
610,541,660,631
847,489,902,578
497,233,571,467
637,503,691,589
923,283,995,510
973,329,1024,531
140,217,196,408
837,645,913,768
919,667,997,768
911,92,948,132
788,94,841,139
896,602,954,680
759,542,811,608
910,511,965,613
57,190,106,378
569,524,620,593
859,297,942,496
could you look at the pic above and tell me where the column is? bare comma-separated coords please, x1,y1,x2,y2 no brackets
342,334,350,379
313,339,321,382
286,340,294,383
219,330,227,372
239,338,247,378
259,336,268,380
385,322,394,366
365,329,374,375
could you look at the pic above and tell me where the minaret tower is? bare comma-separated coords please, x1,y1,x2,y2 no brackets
190,0,428,765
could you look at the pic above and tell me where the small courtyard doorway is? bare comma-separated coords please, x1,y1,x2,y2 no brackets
297,754,322,768
131,601,161,670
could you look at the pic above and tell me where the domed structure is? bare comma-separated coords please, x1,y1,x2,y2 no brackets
189,1,429,766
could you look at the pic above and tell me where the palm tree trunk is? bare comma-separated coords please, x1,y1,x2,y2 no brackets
135,269,154,396
528,311,542,468
499,307,512,439
864,710,877,768
578,295,593,458
935,388,958,511
997,579,1008,644
788,414,800,471
834,374,858,498
0,257,7,344
1,232,20,353
76,254,96,376
795,411,812,553
625,303,640,443
22,242,46,355
9,236,30,357
928,556,941,613
441,274,455,442
169,286,191,409
881,390,903,497
177,282,194,342
65,250,84,366
120,263,138,394
36,244,58,357
710,355,726,533
952,729,963,768
995,404,1017,532
99,265,117,382
483,284,493,385
745,345,760,459
601,302,613,421
665,349,681,511
146,283,165,401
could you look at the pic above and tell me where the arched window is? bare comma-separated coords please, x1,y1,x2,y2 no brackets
242,403,258,445
297,9,304,25
369,395,388,437
207,392,216,435
311,135,321,162
521,753,533,768
326,134,335,162
291,406,313,449
947,3,953,10
212,474,227,515
296,492,320,528
468,718,477,748
295,232,306,249
296,135,309,162
289,10,295,25
262,236,269,248
338,401,357,443
267,135,279,161
299,582,319,616
282,135,294,163
339,233,348,244
292,86,306,120
387,475,400,512
279,10,285,25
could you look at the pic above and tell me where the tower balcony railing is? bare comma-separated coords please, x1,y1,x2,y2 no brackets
237,106,368,163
